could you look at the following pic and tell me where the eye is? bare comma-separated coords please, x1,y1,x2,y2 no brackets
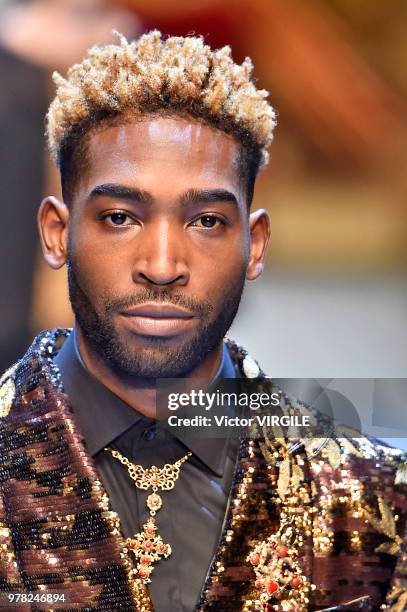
102,211,138,227
189,214,225,229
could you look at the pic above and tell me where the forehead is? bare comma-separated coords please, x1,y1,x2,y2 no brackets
79,116,242,196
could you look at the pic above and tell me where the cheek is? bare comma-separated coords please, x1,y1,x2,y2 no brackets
206,229,250,277
195,241,247,299
69,222,131,298
69,243,114,309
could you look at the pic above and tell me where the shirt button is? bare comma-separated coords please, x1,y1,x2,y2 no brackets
142,425,157,441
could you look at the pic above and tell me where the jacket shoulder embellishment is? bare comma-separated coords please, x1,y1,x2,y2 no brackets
0,363,18,418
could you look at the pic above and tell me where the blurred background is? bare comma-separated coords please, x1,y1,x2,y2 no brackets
1,0,407,385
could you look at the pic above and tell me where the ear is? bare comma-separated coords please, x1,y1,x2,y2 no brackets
38,196,70,269
246,208,271,280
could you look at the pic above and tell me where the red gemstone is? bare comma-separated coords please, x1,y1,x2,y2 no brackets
270,541,276,548
267,580,279,594
140,556,151,565
138,569,147,578
158,544,167,553
276,546,288,558
144,541,153,550
250,553,260,566
291,576,302,588
146,527,154,535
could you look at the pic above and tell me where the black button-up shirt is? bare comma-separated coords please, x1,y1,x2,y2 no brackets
55,331,238,612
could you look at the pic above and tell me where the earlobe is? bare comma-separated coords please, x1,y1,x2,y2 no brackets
246,209,271,281
247,261,264,280
38,196,70,270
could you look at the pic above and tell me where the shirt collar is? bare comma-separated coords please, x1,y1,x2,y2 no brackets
54,329,237,476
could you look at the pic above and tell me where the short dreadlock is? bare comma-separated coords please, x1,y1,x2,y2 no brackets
46,31,277,206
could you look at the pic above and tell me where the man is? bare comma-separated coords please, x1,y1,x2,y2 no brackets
0,31,405,612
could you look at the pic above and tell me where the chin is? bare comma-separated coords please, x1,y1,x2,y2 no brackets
122,330,193,348
104,332,203,378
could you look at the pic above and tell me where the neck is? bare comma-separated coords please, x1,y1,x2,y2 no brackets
75,327,224,419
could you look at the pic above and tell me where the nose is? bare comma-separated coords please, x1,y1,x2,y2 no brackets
132,219,190,287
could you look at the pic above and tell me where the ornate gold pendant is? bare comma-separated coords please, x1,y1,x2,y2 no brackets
125,517,171,583
105,448,191,584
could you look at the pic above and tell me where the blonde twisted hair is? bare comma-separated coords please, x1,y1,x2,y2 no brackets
47,30,276,169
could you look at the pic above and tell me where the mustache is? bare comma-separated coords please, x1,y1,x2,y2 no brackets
103,289,213,317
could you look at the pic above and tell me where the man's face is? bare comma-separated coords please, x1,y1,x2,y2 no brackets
64,116,261,377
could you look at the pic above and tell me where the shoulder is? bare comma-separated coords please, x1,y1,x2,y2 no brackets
254,379,407,505
225,339,407,481
0,328,71,422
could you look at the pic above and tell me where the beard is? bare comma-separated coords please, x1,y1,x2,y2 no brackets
67,254,245,379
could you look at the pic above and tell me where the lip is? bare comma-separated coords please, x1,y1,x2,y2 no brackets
119,303,197,337
120,303,195,318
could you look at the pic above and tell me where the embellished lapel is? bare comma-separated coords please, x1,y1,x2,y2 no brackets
197,437,316,610
0,330,151,610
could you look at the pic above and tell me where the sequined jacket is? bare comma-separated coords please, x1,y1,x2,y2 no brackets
0,330,406,611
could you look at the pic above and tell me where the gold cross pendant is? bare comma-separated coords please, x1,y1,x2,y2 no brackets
125,517,172,583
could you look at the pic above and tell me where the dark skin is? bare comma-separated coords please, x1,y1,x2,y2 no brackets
38,116,270,417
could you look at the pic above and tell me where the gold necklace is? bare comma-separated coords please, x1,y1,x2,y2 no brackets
105,446,191,583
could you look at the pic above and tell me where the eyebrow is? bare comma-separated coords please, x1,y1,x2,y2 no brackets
86,184,238,208
86,183,153,204
180,188,239,208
